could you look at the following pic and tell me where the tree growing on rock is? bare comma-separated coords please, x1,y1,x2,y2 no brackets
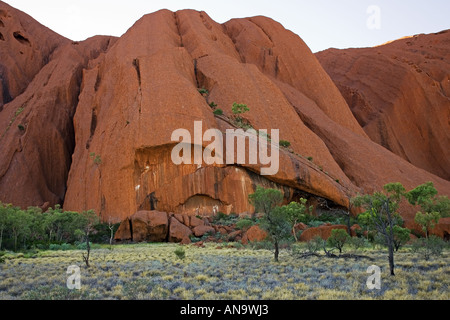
249,186,290,262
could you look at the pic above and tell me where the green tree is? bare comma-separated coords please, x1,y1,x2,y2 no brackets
406,181,450,216
352,182,406,276
249,187,289,262
414,211,440,238
7,207,32,251
0,203,10,250
327,229,350,254
406,182,449,237
75,210,100,267
278,199,310,242
391,225,410,251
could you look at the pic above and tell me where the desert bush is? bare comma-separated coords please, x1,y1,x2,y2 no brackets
174,246,186,260
213,108,223,116
327,229,350,254
307,236,325,254
236,218,254,231
411,236,447,261
279,140,291,148
349,237,369,251
212,212,238,226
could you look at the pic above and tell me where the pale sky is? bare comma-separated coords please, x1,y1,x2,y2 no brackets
4,0,450,52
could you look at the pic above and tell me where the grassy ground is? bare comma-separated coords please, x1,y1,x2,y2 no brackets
0,242,448,300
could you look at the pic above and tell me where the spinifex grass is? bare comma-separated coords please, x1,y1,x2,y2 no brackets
0,243,448,300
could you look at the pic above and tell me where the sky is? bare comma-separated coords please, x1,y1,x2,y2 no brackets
4,0,450,53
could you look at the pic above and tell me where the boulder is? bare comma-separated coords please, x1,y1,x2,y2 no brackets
189,216,205,228
350,224,362,237
299,224,348,242
245,225,268,242
114,210,168,242
169,216,193,243
294,222,308,233
193,225,215,237
114,218,131,241
227,230,242,241
132,211,169,242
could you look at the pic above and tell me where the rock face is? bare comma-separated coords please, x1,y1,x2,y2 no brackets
316,31,450,180
0,1,68,108
0,1,115,209
0,4,448,231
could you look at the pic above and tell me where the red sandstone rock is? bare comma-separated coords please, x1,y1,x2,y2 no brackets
430,217,450,240
180,236,191,245
316,32,450,180
114,218,131,241
169,216,193,242
350,224,362,237
0,2,69,108
131,211,169,242
193,225,215,237
189,216,205,228
227,230,242,241
299,224,348,242
245,225,268,242
294,222,308,233
114,210,168,242
0,4,447,238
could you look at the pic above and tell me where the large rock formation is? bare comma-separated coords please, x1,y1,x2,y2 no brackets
0,3,448,230
316,31,450,180
0,1,68,109
0,1,115,209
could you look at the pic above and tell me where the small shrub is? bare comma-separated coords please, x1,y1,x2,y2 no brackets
411,236,446,261
174,246,186,260
231,103,249,115
236,218,254,231
76,242,93,250
307,220,325,228
49,244,61,251
89,153,102,165
279,140,291,148
18,124,25,131
209,102,218,108
189,235,202,243
198,88,209,95
327,229,350,254
213,108,223,116
307,236,325,253
60,243,72,251
349,236,368,251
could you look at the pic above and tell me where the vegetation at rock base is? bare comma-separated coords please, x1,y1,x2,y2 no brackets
0,181,449,300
